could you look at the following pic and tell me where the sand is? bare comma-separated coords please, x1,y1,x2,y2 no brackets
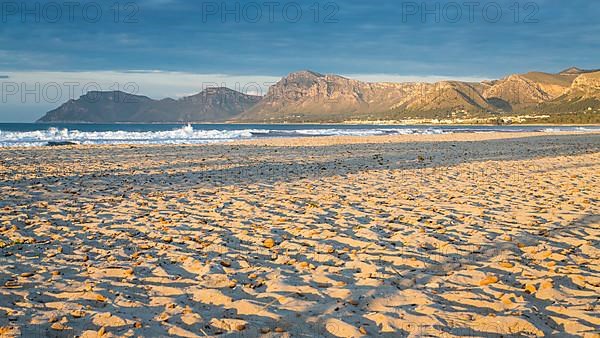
0,132,599,337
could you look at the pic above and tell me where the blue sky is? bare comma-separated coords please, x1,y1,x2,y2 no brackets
1,0,599,121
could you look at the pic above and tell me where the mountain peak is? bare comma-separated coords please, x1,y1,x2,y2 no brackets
198,87,241,96
80,90,150,100
204,86,233,92
187,86,262,100
559,67,600,75
286,70,324,78
560,67,584,75
201,87,253,94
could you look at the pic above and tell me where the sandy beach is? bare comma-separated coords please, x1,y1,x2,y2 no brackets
0,132,599,337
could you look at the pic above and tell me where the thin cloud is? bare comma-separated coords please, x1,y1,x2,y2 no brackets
123,70,167,74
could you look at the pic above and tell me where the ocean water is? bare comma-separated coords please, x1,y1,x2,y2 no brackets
0,123,598,147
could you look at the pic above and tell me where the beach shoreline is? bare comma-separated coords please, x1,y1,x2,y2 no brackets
1,132,599,337
1,128,599,150
1,123,599,148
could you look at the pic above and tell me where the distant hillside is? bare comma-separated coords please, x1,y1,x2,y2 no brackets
236,71,499,122
237,68,599,123
39,68,600,124
37,87,261,123
528,71,600,116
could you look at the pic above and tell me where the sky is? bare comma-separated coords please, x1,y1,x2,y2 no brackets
1,0,599,121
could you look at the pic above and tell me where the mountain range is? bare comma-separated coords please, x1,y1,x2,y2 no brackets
38,87,261,123
37,67,600,123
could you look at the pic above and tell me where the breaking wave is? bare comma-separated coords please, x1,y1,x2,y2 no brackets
0,124,598,147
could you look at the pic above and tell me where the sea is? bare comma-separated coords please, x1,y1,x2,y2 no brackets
0,123,598,147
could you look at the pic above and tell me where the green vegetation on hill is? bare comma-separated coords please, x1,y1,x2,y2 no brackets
517,112,600,124
531,98,600,115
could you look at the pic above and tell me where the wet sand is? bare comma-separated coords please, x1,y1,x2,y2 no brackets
0,132,599,337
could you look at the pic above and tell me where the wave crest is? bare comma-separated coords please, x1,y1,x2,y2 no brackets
0,124,598,147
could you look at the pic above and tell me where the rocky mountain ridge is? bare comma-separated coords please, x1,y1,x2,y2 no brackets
38,68,600,123
237,68,599,122
37,87,261,123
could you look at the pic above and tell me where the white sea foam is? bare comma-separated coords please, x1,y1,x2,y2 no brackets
539,126,598,133
0,125,258,147
0,125,598,147
290,128,446,136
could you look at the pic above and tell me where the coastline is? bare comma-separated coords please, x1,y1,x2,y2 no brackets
30,121,600,126
0,130,599,150
2,123,599,148
0,132,599,337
